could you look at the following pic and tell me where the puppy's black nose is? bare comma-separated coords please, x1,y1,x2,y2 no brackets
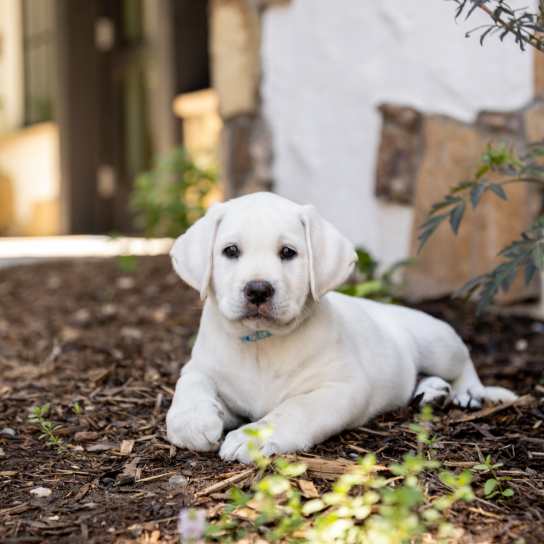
244,281,274,306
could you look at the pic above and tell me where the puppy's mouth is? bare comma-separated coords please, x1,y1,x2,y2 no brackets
244,311,274,322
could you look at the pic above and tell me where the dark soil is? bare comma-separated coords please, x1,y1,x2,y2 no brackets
0,256,543,543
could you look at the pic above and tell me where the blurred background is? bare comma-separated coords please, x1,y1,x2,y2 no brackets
0,0,543,305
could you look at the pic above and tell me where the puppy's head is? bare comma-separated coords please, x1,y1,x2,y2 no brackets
170,193,357,334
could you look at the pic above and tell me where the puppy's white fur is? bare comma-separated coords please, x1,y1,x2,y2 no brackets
167,193,516,463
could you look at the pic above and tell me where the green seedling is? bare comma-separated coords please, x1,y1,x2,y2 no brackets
473,455,514,501
28,404,68,454
71,402,82,416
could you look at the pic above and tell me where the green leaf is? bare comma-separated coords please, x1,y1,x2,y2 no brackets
501,488,514,497
532,242,544,270
450,203,466,236
472,464,489,471
353,280,383,298
484,478,498,496
469,182,486,210
489,183,507,200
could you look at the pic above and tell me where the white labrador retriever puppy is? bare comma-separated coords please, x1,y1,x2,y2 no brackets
166,192,516,463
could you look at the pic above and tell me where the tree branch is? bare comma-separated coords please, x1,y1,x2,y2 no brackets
478,3,542,53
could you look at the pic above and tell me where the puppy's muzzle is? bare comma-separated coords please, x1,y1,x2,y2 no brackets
244,281,274,307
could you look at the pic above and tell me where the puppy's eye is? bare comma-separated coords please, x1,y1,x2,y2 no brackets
280,247,296,260
224,245,239,258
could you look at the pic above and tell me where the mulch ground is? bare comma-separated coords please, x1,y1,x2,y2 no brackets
0,256,543,544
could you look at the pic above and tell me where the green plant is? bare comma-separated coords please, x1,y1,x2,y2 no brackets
473,454,514,501
107,232,140,273
183,409,474,544
130,145,218,239
71,402,82,416
336,248,416,304
28,404,68,454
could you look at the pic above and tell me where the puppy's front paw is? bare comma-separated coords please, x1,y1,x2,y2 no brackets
415,377,452,409
219,423,308,464
167,399,224,452
219,427,255,464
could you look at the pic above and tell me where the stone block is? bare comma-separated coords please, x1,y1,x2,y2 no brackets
405,114,540,303
210,0,261,119
375,104,423,204
221,115,273,199
477,110,522,135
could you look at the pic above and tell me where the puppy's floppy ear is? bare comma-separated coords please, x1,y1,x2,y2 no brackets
300,205,357,302
170,202,224,300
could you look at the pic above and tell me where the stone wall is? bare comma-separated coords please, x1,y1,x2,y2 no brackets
375,102,543,303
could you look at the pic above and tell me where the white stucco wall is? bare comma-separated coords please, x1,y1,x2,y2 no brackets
261,0,535,267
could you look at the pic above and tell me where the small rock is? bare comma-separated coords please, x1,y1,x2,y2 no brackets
531,322,544,334
2,428,15,436
101,303,117,316
121,327,143,340
168,474,188,486
72,308,91,324
515,339,528,352
127,524,143,538
116,277,136,290
74,431,99,443
0,448,6,458
30,487,52,498
47,276,61,290
73,445,84,452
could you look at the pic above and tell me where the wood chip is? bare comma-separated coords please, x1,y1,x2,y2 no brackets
298,479,320,499
357,426,389,437
87,443,116,452
461,505,505,520
136,471,179,484
52,425,89,437
120,440,134,454
284,455,387,481
0,470,18,477
120,457,141,478
442,461,479,468
195,468,256,496
0,502,29,516
348,444,372,454
74,431,99,443
74,484,90,501
449,395,533,424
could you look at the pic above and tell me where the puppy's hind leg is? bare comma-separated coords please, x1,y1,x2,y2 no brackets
414,318,516,408
450,357,517,408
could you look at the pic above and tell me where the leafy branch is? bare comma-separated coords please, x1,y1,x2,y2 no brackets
28,403,68,454
451,0,544,52
419,141,544,313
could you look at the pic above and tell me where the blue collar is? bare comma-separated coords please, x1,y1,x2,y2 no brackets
241,330,273,342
